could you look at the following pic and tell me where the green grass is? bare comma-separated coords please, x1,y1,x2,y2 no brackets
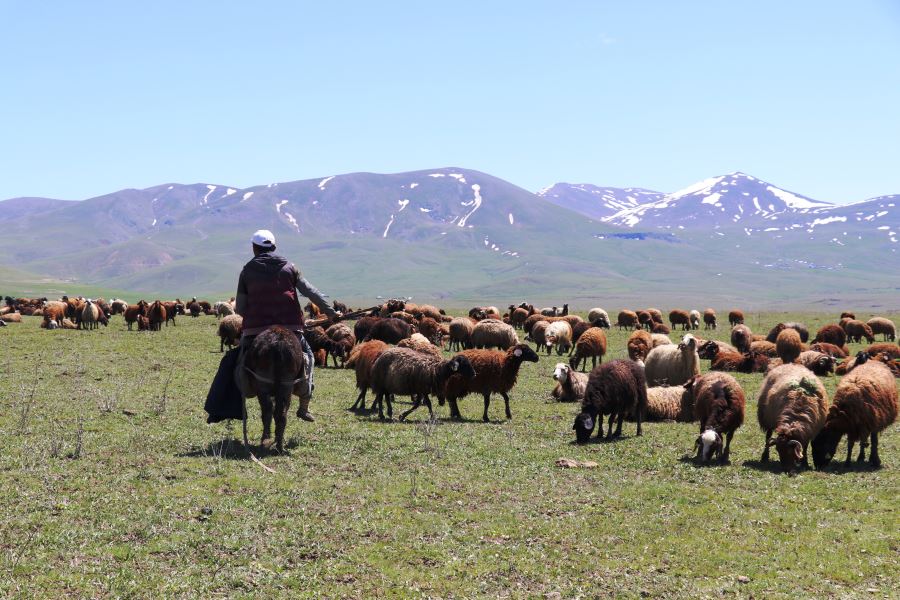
1,311,897,598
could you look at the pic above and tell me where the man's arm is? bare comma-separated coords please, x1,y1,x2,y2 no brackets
235,271,248,316
294,267,338,319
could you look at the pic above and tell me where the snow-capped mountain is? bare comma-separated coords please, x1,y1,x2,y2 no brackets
537,183,663,220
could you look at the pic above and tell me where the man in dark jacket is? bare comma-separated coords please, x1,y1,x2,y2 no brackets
235,229,340,422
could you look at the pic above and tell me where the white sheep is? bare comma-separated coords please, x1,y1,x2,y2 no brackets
644,334,701,386
545,320,573,355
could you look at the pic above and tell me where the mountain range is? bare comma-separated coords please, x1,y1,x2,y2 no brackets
0,168,896,308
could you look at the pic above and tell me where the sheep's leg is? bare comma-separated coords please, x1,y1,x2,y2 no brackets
761,430,773,462
259,395,274,448
482,393,491,422
635,407,642,437
614,414,624,438
399,394,422,421
376,392,386,420
502,392,512,420
386,393,395,420
845,437,855,465
423,394,434,419
350,387,365,411
857,439,868,463
869,432,881,468
605,414,615,439
801,442,811,470
721,431,734,464
591,356,597,369
448,397,462,420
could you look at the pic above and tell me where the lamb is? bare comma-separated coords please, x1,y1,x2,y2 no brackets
529,320,552,354
693,372,746,463
867,317,896,342
812,360,898,469
446,317,475,351
587,308,610,328
813,324,847,348
728,310,744,326
843,319,875,343
703,308,717,330
545,320,573,355
370,347,476,421
731,324,753,353
569,327,607,371
365,317,414,344
775,328,803,364
617,310,640,330
397,333,443,359
218,314,243,352
470,319,519,350
137,315,150,331
757,364,829,473
644,334,700,386
642,382,695,422
809,342,849,359
627,330,653,361
346,340,389,411
669,309,691,331
551,363,589,403
442,344,540,422
689,310,701,330
573,360,647,443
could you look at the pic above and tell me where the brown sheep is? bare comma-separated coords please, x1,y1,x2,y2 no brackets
757,364,829,473
813,324,847,348
442,344,540,422
417,317,443,346
447,317,475,351
809,342,849,359
864,343,900,359
647,308,664,324
776,328,803,364
840,312,856,320
651,322,671,334
693,372,746,463
668,309,691,331
0,312,22,323
326,323,356,366
710,349,769,373
797,351,836,376
397,333,443,360
730,324,753,353
867,317,896,342
749,340,778,357
124,301,149,330
346,340,389,411
574,359,648,443
728,310,744,326
569,327,607,371
617,310,640,330
637,310,653,330
148,301,167,332
627,330,653,361
640,382,696,422
218,314,243,352
812,360,897,469
703,309,717,330
843,319,875,344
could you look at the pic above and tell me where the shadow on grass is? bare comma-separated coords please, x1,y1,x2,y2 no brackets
742,459,796,474
179,437,301,460
568,434,636,446
815,461,880,474
677,455,730,468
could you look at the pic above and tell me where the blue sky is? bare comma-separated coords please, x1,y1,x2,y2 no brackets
2,1,898,203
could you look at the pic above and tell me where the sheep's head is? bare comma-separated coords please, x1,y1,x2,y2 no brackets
815,355,835,375
573,410,597,444
448,355,476,380
695,429,722,462
770,434,805,474
678,334,697,352
511,344,539,363
553,363,570,382
811,427,842,469
854,350,869,365
698,340,719,360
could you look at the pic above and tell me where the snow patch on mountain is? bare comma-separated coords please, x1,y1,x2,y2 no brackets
318,176,335,190
458,184,482,227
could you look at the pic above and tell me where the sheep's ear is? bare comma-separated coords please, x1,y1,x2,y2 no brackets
450,361,459,372
514,348,523,357
583,416,594,430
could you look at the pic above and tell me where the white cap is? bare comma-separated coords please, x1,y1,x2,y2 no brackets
251,229,276,248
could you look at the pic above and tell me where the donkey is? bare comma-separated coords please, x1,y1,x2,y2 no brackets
237,326,309,453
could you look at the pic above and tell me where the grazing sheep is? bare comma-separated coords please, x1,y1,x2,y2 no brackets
346,340,389,411
689,310,701,330
703,309,717,330
749,340,778,357
776,328,803,364
757,364,829,473
587,308,611,328
370,347,476,421
545,320,573,355
843,319,875,343
416,317,443,346
651,322,671,334
813,324,847,348
669,309,691,331
218,314,243,352
365,317,414,344
617,310,640,330
641,382,696,422
647,308,664,324
627,330,653,361
354,315,381,344
728,310,744,326
797,351,836,376
187,301,202,317
446,316,475,351
651,333,673,348
471,318,519,350
809,342,849,359
865,343,900,359
398,333,443,359
551,363,589,403
731,324,753,353
573,360,647,443
693,372,746,463
644,334,700,386
840,312,856,320
812,360,898,469
509,306,532,329
569,327,607,371
867,317,896,342
529,320,552,355
637,310,653,330
442,344,539,422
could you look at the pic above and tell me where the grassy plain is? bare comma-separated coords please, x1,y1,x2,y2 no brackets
0,310,898,598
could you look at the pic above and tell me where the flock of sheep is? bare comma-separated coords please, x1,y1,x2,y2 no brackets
3,295,898,473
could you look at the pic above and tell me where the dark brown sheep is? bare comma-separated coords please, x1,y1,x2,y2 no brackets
616,310,640,330
730,324,753,353
813,324,847,348
651,322,671,334
693,372,746,463
148,301,167,332
569,327,607,372
809,342,849,359
365,317,414,344
843,320,875,344
573,360,647,443
728,310,744,326
703,309,717,330
776,328,803,364
668,309,691,331
346,340,389,411
124,300,149,330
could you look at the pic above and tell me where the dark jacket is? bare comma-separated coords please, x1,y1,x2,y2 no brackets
235,252,336,336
